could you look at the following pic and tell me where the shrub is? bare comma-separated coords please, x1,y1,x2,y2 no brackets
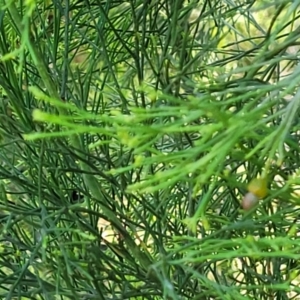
1,0,300,299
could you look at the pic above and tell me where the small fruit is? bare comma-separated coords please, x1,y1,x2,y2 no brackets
242,177,268,210
247,178,268,198
242,192,259,210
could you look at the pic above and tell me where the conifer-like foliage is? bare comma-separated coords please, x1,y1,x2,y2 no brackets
0,0,300,299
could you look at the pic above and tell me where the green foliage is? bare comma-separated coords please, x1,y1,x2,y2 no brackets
0,0,300,299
